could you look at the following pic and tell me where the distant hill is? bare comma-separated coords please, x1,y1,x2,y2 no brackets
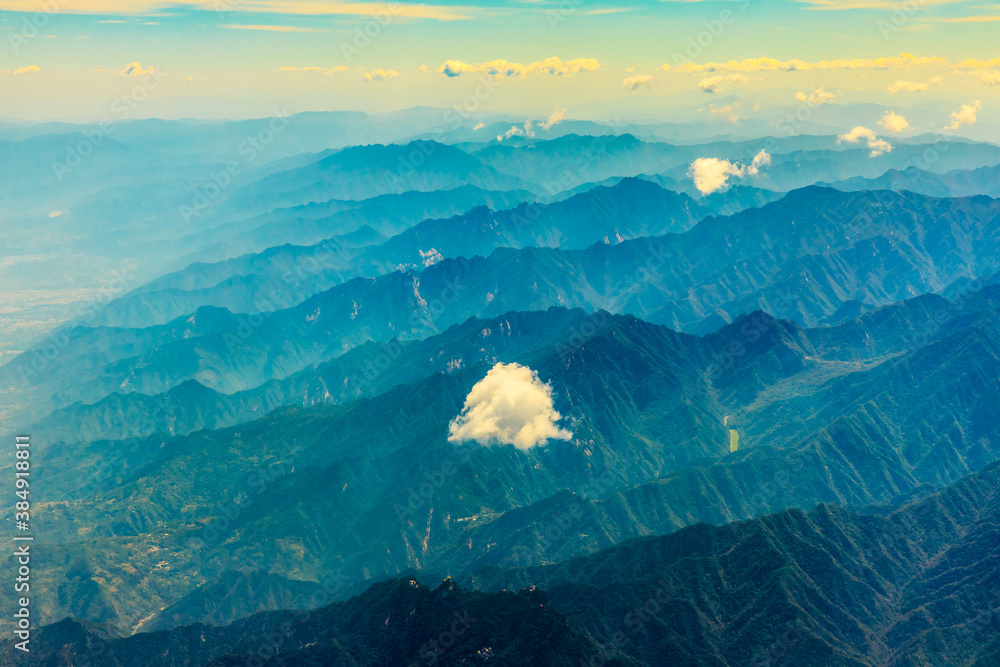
463,459,1000,666
91,178,708,328
826,163,1000,198
175,184,535,266
12,288,1000,636
231,140,536,212
4,578,620,666
6,187,1000,428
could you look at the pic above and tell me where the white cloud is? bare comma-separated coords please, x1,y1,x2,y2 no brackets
1,65,40,77
671,53,948,75
498,120,534,141
697,72,758,93
688,149,771,195
364,68,399,82
120,61,155,76
472,122,485,130
879,110,911,133
710,102,741,124
887,80,928,93
622,74,654,90
747,149,771,175
540,106,567,130
690,158,742,195
438,57,601,78
956,57,1000,69
946,100,982,131
838,126,892,156
448,362,572,450
979,71,1000,85
887,76,943,93
794,87,837,105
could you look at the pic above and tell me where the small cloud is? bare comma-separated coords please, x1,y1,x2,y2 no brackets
887,80,928,93
525,56,602,76
437,56,601,78
688,149,771,195
955,57,1000,69
689,159,741,195
794,87,837,105
980,71,1000,86
4,65,40,76
697,73,759,94
439,59,485,77
472,122,484,130
622,74,654,90
498,120,534,141
416,65,429,73
747,149,771,175
540,106,567,130
946,100,982,131
710,102,741,124
879,110,910,133
838,126,892,157
364,68,399,81
887,77,942,94
120,62,155,76
447,362,572,450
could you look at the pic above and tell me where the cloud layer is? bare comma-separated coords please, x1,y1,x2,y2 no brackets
668,53,948,74
447,362,572,450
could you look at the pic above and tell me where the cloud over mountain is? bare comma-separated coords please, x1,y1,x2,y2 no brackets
448,362,572,450
838,126,892,156
879,110,911,133
689,149,771,194
947,100,982,131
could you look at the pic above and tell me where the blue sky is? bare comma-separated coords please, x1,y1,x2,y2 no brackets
0,0,998,120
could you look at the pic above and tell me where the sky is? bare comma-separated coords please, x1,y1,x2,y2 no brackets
0,0,998,121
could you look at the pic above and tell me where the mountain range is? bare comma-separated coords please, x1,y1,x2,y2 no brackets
6,107,1000,666
6,186,1000,433
10,457,1000,666
9,276,1000,639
